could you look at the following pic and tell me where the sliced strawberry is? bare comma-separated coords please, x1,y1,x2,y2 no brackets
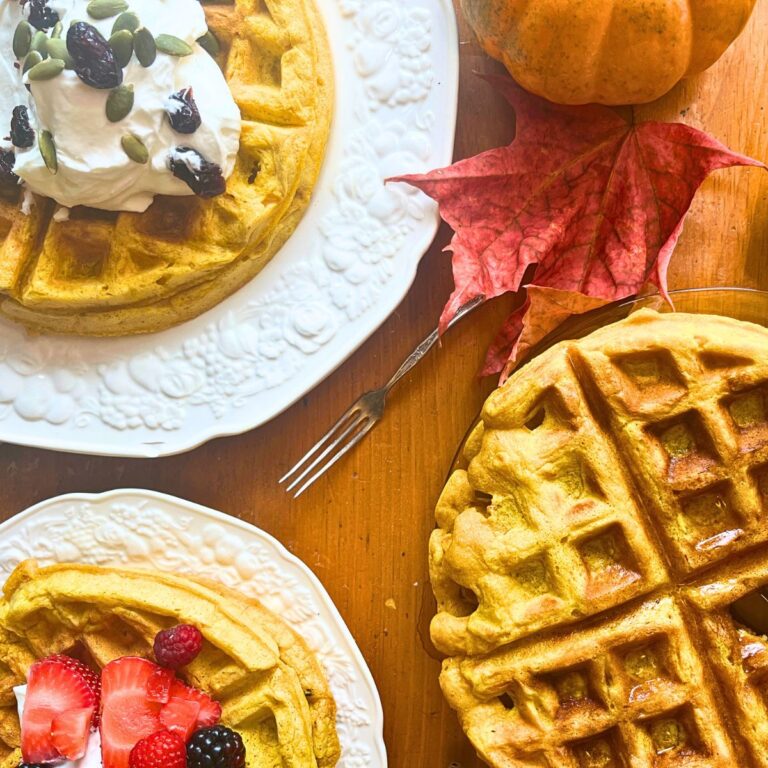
167,680,221,727
22,655,100,763
100,657,163,768
159,698,200,741
51,706,95,760
146,668,174,705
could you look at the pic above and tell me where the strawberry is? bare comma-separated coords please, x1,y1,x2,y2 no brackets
21,655,100,763
128,730,186,768
51,706,95,760
100,658,163,768
146,668,174,705
159,697,200,741
168,680,221,728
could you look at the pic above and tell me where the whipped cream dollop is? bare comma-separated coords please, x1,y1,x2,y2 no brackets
14,684,103,768
0,0,241,212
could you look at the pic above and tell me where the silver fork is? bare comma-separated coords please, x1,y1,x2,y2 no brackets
279,296,485,497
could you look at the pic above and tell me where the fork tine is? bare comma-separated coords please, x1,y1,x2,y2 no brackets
292,419,377,498
279,402,363,485
282,410,369,492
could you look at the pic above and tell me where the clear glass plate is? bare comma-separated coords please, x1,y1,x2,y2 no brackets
450,287,768,473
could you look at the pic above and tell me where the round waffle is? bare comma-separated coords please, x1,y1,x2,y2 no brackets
431,309,768,767
0,560,340,768
0,0,333,336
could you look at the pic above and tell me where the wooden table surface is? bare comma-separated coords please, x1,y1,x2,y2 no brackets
2,3,767,766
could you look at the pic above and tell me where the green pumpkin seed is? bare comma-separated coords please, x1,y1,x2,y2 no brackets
86,0,128,19
51,21,63,39
30,30,48,56
39,131,57,173
106,84,134,122
13,21,32,59
155,34,192,57
121,133,148,164
109,29,134,68
22,51,43,74
27,58,65,81
133,27,156,67
112,11,140,34
196,30,220,57
45,38,74,68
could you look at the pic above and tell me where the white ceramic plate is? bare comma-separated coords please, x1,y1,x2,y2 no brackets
0,489,387,767
0,0,458,457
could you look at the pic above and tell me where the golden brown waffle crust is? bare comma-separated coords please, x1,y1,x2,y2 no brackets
431,309,768,767
0,0,334,336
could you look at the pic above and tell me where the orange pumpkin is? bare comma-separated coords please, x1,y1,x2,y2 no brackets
461,0,757,105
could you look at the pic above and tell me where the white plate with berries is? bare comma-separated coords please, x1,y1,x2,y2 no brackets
0,489,387,767
0,0,459,458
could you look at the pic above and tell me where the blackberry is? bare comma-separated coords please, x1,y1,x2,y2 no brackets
20,763,47,768
11,106,34,148
168,147,225,198
166,88,201,134
186,726,246,768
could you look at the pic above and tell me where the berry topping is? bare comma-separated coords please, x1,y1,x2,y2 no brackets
159,697,200,741
100,657,162,768
165,88,201,135
186,726,246,768
21,655,100,764
67,22,123,90
0,150,18,184
51,706,95,760
146,667,174,705
168,147,225,198
153,625,203,669
26,0,59,31
168,679,221,728
11,106,35,148
128,730,186,768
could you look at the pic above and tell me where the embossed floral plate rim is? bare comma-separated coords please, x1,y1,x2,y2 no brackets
0,489,387,767
0,0,459,458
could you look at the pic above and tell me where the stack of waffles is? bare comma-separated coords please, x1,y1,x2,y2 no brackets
0,0,333,336
431,309,768,767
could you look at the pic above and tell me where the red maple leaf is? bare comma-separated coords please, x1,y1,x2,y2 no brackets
391,76,765,380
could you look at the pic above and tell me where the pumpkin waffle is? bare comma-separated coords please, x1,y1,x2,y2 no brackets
0,0,333,336
0,560,340,768
431,309,768,767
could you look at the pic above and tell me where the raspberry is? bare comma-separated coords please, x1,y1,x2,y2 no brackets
128,730,186,768
186,726,245,768
153,625,203,669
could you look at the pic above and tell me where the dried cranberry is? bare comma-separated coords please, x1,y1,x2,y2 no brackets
166,88,201,134
0,149,18,184
10,106,34,148
169,147,226,198
67,22,123,90
26,0,59,30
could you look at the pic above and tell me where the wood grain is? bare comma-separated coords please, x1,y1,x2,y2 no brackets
1,3,766,765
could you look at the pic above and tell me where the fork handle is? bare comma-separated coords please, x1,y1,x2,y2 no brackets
384,296,485,392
